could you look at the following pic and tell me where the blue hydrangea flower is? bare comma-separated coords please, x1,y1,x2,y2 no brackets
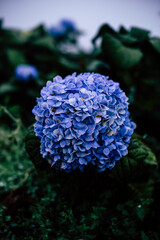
15,64,38,82
48,19,76,38
32,73,136,172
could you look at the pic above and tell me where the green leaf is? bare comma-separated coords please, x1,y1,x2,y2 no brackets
6,48,27,66
24,24,46,40
25,125,52,174
119,34,138,45
149,37,160,54
102,33,143,69
92,23,118,45
59,56,81,71
86,59,110,72
0,29,27,46
141,232,149,240
130,27,150,41
119,25,128,34
110,134,157,180
32,36,55,51
0,83,17,94
129,134,157,165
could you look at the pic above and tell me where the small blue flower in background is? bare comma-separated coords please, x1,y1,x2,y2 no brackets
32,73,136,172
60,19,76,32
15,64,38,82
48,19,77,38
48,25,66,38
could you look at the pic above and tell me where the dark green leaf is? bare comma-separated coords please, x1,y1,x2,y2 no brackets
6,48,27,66
24,24,46,40
86,59,110,72
102,33,143,69
110,134,157,180
119,25,128,34
119,34,138,45
1,29,27,46
0,83,17,94
59,57,81,71
141,232,149,240
130,27,150,41
92,24,118,44
129,134,157,165
25,125,52,174
149,37,160,54
32,36,55,51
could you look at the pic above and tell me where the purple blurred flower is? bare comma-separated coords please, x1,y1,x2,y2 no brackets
32,73,136,172
15,64,38,82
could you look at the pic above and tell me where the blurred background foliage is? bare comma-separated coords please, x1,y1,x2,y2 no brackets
0,19,160,239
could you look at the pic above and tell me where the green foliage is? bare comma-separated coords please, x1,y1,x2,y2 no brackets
110,134,157,180
6,48,27,66
0,106,33,193
0,150,159,239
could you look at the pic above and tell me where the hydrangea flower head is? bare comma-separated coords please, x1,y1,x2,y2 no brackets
32,73,136,172
15,64,38,82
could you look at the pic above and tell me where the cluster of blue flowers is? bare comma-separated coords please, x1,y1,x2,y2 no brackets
33,73,136,172
48,19,76,38
15,64,38,82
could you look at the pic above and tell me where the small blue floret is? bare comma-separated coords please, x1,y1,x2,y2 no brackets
32,73,136,172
